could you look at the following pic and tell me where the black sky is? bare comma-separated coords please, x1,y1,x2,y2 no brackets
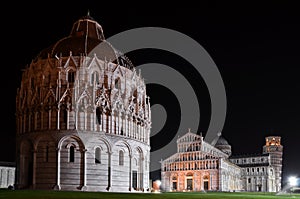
1,1,299,185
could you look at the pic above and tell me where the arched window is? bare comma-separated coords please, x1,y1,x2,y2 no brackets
133,158,138,166
96,107,101,125
60,105,68,123
91,71,99,85
69,146,75,162
119,150,124,165
115,78,120,89
95,147,101,164
68,71,75,83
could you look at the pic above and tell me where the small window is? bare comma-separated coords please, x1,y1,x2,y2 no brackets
115,78,120,89
63,108,68,123
68,71,75,83
95,147,101,164
96,107,101,125
69,146,75,162
91,72,99,85
119,150,124,165
248,178,251,183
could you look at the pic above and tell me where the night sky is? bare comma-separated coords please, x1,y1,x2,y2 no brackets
1,1,299,186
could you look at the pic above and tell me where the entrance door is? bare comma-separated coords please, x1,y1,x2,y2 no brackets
204,181,209,190
258,185,262,192
172,181,177,190
132,171,137,190
187,179,193,190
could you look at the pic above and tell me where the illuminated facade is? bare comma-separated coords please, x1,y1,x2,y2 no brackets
0,162,15,188
161,130,283,192
15,14,151,192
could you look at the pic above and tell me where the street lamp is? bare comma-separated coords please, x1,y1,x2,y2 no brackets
153,180,162,193
288,176,298,187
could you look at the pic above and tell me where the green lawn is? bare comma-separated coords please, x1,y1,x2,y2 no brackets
0,190,299,199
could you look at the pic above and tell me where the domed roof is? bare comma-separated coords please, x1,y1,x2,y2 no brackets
215,136,230,146
34,13,134,69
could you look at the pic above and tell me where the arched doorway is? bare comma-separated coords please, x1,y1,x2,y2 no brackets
59,136,85,190
186,173,193,191
172,176,178,191
203,175,209,191
19,140,33,189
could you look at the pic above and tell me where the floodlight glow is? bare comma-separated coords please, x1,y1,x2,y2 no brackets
288,176,298,186
155,180,161,186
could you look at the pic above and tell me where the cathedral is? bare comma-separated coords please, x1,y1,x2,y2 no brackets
161,129,283,192
15,14,151,192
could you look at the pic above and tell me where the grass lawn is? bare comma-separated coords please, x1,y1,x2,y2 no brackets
0,190,300,199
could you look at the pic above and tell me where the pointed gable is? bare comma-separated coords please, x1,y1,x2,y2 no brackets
177,129,202,144
113,64,124,77
63,54,78,70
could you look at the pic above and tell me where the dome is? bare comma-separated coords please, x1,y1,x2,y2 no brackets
215,136,230,146
34,14,134,69
215,135,232,156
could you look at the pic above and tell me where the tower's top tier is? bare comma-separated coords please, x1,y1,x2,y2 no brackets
265,136,281,146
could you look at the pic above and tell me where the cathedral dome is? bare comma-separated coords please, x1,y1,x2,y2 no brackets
215,135,232,156
215,136,229,146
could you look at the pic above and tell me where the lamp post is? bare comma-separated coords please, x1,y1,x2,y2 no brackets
289,177,297,187
288,176,298,194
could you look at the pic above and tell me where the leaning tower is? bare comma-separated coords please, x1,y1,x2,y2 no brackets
263,136,283,192
15,14,151,192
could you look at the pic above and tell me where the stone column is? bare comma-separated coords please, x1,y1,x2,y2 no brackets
75,110,78,130
106,152,112,191
53,148,61,190
32,149,37,189
57,108,60,130
111,113,115,134
66,104,70,130
48,110,51,129
84,111,87,130
125,115,128,137
140,157,144,191
129,154,132,191
81,149,87,191
102,113,106,132
41,111,44,130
